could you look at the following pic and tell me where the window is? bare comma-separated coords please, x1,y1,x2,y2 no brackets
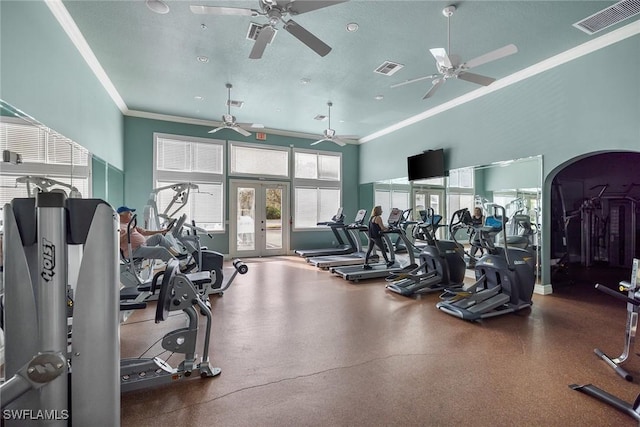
374,178,410,222
229,142,289,178
293,149,341,229
0,118,90,208
446,167,475,228
153,134,225,232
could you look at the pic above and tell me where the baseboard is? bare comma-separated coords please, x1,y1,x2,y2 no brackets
535,283,553,295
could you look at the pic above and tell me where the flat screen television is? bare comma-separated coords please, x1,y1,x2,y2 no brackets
407,149,445,181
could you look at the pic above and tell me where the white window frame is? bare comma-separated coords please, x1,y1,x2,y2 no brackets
292,148,342,230
153,133,226,233
228,141,290,179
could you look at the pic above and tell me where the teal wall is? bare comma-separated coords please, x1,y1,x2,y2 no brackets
0,0,124,169
93,156,125,208
92,157,107,201
483,158,541,192
108,164,125,208
123,116,360,253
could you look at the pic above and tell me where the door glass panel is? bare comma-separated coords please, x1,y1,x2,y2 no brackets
266,187,283,249
237,187,255,251
429,194,440,213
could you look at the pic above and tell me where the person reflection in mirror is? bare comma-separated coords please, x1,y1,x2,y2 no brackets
363,205,393,270
117,206,179,262
468,206,485,267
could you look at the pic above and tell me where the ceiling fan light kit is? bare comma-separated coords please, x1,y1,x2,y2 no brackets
146,0,170,15
311,102,355,147
391,4,518,100
208,84,258,137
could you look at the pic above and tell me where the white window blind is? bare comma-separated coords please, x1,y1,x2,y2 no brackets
375,189,409,222
230,143,289,177
294,187,340,228
293,149,342,229
153,133,225,232
156,181,224,231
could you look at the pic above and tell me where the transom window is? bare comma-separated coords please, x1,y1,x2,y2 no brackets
229,142,289,178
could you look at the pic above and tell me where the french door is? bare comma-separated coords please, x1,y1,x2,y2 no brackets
413,189,445,239
230,180,289,257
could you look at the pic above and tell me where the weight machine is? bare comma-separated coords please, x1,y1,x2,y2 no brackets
14,175,83,198
570,258,640,422
1,193,119,426
144,182,199,230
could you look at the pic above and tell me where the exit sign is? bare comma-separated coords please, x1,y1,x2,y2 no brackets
256,132,267,141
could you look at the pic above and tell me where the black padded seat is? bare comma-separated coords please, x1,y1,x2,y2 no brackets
186,271,211,287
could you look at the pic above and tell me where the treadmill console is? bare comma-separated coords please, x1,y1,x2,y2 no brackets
346,209,368,228
387,208,403,227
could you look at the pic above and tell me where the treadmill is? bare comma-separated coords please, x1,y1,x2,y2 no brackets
294,208,358,258
307,209,372,269
330,208,418,282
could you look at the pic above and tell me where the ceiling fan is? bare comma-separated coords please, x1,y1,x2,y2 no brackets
208,84,261,137
311,102,355,147
190,0,348,59
391,5,518,99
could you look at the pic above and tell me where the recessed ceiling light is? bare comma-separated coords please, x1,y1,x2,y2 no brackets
346,22,359,32
146,0,169,15
197,56,209,63
194,96,204,101
300,78,311,85
374,95,384,100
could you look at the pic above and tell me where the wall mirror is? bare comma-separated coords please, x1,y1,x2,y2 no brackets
372,155,543,280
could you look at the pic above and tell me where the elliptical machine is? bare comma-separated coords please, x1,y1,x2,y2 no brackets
436,205,536,321
385,208,467,297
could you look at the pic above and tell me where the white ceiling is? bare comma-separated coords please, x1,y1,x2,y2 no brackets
56,0,640,141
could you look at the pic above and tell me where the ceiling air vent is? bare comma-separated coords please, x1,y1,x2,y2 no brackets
227,100,244,108
573,0,640,35
373,61,404,76
314,115,327,121
246,22,276,42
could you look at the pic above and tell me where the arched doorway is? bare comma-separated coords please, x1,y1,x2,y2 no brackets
550,151,640,287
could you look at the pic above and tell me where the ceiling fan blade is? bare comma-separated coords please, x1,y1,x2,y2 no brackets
430,48,453,69
237,122,265,129
332,138,347,147
284,19,331,57
462,44,518,69
390,74,439,89
189,5,259,16
310,138,329,146
457,71,496,86
423,79,445,100
249,25,276,59
207,127,224,134
232,126,252,137
287,0,348,15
